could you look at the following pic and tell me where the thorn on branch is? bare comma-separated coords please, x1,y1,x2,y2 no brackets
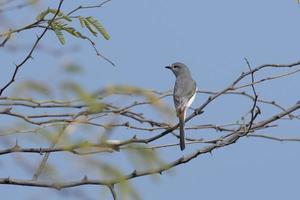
124,122,130,127
179,157,185,162
112,145,120,152
13,140,20,150
216,140,222,147
131,170,137,176
256,106,261,115
194,109,204,115
3,177,10,183
228,86,235,90
215,125,221,132
52,183,62,190
82,175,88,181
39,148,43,155
2,107,12,113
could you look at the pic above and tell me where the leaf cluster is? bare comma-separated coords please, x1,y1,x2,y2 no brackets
36,8,110,45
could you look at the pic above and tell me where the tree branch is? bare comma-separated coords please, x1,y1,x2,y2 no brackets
0,0,65,96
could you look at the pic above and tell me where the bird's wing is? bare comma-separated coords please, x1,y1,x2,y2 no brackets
173,77,196,111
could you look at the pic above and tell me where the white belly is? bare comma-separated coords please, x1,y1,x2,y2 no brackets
182,92,196,118
186,91,196,108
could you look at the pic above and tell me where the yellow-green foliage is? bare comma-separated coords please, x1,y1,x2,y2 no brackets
36,8,110,45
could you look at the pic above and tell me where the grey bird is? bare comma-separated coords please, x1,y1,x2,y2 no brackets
165,62,196,150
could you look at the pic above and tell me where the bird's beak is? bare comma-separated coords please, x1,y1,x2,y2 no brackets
165,66,172,70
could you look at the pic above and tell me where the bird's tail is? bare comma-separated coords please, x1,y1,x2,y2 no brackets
179,112,185,151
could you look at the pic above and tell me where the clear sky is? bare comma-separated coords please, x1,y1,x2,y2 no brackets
1,0,300,199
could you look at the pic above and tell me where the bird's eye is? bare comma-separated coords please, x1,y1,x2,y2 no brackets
173,65,178,68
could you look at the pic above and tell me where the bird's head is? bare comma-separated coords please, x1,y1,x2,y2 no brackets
165,62,189,77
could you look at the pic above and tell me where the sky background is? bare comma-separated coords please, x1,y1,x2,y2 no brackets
1,0,300,199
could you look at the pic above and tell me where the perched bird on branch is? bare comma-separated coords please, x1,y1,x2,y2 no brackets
165,62,196,150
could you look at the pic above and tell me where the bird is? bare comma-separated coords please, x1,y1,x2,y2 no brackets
165,62,196,150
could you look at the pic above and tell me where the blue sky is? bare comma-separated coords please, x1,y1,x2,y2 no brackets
1,0,300,199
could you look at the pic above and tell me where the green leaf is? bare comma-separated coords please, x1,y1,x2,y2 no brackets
49,20,67,30
78,16,86,28
48,21,65,45
48,8,72,22
63,27,85,39
83,19,98,37
36,8,72,21
86,16,110,40
62,82,105,113
63,63,83,74
36,8,50,20
53,28,65,45
28,0,39,5
14,80,52,97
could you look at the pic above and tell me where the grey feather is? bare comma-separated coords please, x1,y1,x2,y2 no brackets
174,75,196,111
